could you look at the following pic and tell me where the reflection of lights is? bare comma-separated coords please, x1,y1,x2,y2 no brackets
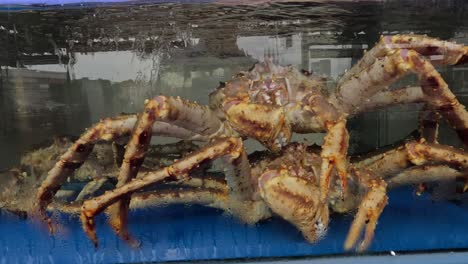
49,35,204,48
0,25,18,34
309,44,369,50
308,31,344,36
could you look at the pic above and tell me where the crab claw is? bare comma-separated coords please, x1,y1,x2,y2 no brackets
320,119,349,201
80,205,99,247
258,168,329,243
344,179,388,252
224,102,292,152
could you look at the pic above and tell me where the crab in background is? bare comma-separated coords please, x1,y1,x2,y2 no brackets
31,35,468,250
0,138,200,217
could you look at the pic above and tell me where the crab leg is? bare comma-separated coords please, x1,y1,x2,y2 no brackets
72,175,227,205
354,143,413,177
163,176,227,191
358,86,425,112
298,92,351,201
46,175,229,215
355,140,468,177
112,140,199,167
333,49,459,113
36,114,204,226
387,165,465,187
413,53,468,146
405,141,468,167
339,34,468,87
146,140,199,155
37,114,134,223
131,188,269,224
80,137,250,246
344,176,388,252
50,185,271,225
50,188,229,214
69,141,204,202
128,188,228,210
107,96,226,245
345,142,468,251
319,118,349,201
356,138,468,194
333,49,468,146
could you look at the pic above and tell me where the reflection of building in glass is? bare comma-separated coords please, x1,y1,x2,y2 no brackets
236,33,370,81
0,68,77,170
237,34,302,66
307,44,368,80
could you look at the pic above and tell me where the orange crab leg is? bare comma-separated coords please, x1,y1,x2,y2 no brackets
106,95,225,246
319,118,349,201
387,165,465,187
345,141,468,251
339,34,468,88
331,35,468,146
344,177,388,252
36,115,203,227
80,137,250,247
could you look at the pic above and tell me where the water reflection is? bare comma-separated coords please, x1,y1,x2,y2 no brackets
0,0,468,171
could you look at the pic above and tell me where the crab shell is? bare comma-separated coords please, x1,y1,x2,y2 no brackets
209,61,328,152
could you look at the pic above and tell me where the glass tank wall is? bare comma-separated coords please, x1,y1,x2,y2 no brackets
0,0,467,262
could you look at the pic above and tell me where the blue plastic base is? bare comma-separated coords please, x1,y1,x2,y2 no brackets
1,187,467,263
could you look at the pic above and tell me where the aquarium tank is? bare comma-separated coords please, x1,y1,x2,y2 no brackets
0,0,467,263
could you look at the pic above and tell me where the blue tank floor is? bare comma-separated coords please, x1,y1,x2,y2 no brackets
1,187,467,263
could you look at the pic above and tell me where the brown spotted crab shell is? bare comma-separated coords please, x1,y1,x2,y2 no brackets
208,61,327,151
250,143,322,189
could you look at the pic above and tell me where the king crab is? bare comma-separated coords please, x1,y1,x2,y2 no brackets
33,35,468,250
